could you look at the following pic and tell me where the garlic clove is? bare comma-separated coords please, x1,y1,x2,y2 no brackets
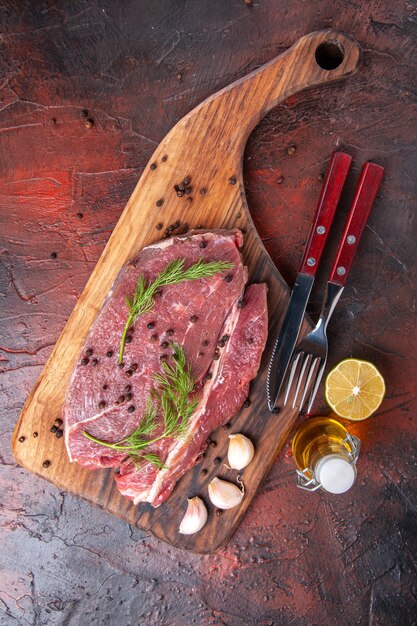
179,496,208,535
208,476,244,510
227,433,255,470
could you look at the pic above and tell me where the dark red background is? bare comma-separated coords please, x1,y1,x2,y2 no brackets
1,1,416,624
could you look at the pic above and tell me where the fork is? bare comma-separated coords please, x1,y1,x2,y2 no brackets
284,161,385,413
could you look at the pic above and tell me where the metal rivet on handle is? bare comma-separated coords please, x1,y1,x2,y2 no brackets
317,226,326,235
307,257,316,267
337,266,346,276
347,235,356,244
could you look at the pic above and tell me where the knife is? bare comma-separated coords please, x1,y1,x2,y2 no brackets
267,151,352,412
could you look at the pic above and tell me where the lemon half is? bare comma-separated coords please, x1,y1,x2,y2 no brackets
325,358,386,421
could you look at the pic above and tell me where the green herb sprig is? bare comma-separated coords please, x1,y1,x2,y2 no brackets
119,257,233,363
83,344,198,469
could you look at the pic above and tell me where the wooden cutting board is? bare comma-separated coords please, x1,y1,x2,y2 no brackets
12,30,360,554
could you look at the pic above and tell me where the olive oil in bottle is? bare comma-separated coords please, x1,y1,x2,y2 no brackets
292,417,360,494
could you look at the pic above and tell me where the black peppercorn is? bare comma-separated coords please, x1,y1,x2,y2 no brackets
86,348,93,356
131,363,138,372
55,418,63,426
222,335,229,342
126,370,133,377
237,300,246,309
272,407,280,415
106,350,113,358
33,432,38,438
50,425,58,433
150,162,157,170
126,336,132,344
127,405,135,413
156,223,163,230
184,187,191,195
102,384,108,390
117,395,124,404
202,339,209,346
43,460,51,468
125,393,132,402
118,362,125,368
176,190,184,197
229,176,237,185
92,358,98,366
161,155,168,162
150,334,158,343
216,509,223,517
248,337,254,344
201,468,208,476
225,275,233,283
160,341,169,349
223,422,232,429
50,252,57,259
217,339,225,348
18,436,25,442
200,187,207,195
156,199,164,207
198,352,204,357
183,177,191,185
206,372,213,380
214,457,221,465
147,322,155,329
124,384,132,392
213,353,220,360
209,439,217,447
98,401,106,409
81,357,89,365
199,240,206,249
166,328,174,336
190,315,198,323
56,430,63,439
243,399,251,408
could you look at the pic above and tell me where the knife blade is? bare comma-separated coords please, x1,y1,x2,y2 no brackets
267,273,314,410
266,151,352,411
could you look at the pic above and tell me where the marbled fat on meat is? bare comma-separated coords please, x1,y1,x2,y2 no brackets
63,230,268,506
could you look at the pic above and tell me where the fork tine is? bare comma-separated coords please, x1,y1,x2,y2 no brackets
292,353,311,409
306,358,327,414
299,356,321,412
283,351,302,406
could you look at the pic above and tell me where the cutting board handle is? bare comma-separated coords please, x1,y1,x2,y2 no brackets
257,30,360,112
258,30,359,122
188,30,361,150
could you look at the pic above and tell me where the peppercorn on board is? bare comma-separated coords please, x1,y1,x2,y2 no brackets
12,30,360,554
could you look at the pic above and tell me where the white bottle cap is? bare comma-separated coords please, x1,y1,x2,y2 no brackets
315,454,356,494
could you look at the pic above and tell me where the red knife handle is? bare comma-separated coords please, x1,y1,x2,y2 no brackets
329,162,384,286
299,151,352,276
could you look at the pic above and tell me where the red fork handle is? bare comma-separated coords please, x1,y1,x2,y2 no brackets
328,162,385,286
299,151,352,276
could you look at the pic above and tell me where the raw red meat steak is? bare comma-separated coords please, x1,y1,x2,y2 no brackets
63,229,268,506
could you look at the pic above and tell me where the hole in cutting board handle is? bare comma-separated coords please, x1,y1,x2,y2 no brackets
315,41,345,70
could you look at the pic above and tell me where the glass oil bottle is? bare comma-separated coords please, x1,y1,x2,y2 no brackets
292,416,360,494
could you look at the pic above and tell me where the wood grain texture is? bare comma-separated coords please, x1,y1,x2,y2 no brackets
12,30,360,553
